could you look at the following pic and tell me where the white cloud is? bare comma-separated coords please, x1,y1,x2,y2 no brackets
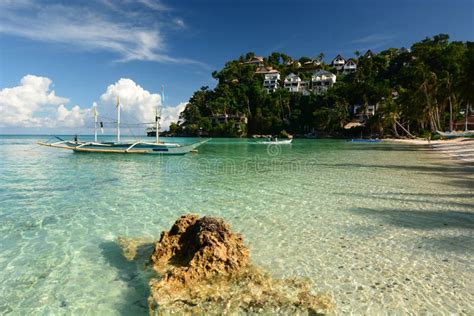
136,0,169,11
173,18,186,29
100,78,160,124
0,74,90,128
161,102,187,130
56,104,89,128
99,78,185,131
0,75,185,131
0,1,201,65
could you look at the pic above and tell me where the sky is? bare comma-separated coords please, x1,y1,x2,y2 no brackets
0,0,473,134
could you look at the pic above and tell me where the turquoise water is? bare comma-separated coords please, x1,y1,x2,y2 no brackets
0,135,473,314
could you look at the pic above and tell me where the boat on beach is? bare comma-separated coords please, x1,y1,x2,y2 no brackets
38,89,209,155
436,130,474,138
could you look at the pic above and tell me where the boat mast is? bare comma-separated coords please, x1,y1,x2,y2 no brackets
117,96,121,143
93,102,98,142
466,103,469,132
156,86,164,144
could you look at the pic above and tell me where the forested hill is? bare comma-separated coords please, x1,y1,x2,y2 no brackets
168,34,473,138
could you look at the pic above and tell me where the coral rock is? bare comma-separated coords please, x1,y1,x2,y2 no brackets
145,214,332,314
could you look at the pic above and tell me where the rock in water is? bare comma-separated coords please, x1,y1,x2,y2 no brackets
146,214,332,314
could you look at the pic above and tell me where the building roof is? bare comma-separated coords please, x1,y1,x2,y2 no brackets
364,50,374,57
345,59,357,65
312,70,335,77
332,54,345,62
285,73,300,79
245,56,264,64
255,66,279,74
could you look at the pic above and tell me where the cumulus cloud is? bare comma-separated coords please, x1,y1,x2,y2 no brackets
0,1,202,65
161,102,187,130
0,74,90,128
100,78,160,124
0,75,185,132
99,78,185,131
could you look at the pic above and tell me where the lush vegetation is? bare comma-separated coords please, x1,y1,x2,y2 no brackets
169,34,473,138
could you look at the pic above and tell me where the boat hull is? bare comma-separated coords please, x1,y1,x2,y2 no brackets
257,139,293,145
436,131,474,138
38,139,209,155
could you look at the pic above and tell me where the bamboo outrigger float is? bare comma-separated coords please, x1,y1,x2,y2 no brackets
38,87,210,155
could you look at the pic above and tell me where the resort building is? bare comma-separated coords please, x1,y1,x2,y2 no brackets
284,73,302,92
343,59,357,74
211,114,248,125
353,104,377,119
211,114,248,134
255,66,281,93
245,56,264,66
331,54,346,71
263,72,280,93
364,50,374,58
284,73,310,95
255,66,276,74
302,59,321,70
311,70,336,94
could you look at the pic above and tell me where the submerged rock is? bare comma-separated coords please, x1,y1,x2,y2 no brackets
119,214,332,314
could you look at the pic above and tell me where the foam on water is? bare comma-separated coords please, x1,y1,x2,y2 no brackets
0,135,473,314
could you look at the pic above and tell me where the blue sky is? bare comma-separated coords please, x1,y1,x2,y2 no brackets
0,0,473,134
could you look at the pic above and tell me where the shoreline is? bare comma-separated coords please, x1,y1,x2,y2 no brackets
384,137,474,164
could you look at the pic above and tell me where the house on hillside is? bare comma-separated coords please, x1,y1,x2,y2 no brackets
331,54,346,71
311,70,336,94
284,73,310,95
364,50,374,58
284,73,302,92
255,67,280,93
343,58,357,74
245,56,264,66
352,104,377,119
211,114,248,134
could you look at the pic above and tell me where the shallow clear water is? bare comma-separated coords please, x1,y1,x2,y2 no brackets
0,135,473,314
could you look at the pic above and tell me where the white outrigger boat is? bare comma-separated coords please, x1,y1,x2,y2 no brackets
436,130,474,138
38,90,209,155
257,138,292,145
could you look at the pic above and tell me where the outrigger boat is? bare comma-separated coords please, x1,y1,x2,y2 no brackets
257,138,292,145
38,89,209,155
436,130,474,138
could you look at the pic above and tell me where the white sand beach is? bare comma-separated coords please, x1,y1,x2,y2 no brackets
386,138,474,164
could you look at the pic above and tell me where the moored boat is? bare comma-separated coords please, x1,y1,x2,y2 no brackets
257,138,292,145
436,130,474,138
38,138,209,155
39,87,209,155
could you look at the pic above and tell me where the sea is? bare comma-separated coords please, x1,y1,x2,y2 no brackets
0,135,473,314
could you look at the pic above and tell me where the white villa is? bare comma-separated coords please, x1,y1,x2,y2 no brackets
256,67,280,93
343,58,357,74
353,104,377,118
284,73,308,93
311,70,336,94
331,54,346,71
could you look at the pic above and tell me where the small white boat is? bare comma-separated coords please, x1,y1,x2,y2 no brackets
257,139,293,145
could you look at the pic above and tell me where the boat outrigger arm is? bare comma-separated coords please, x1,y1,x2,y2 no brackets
37,139,211,155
